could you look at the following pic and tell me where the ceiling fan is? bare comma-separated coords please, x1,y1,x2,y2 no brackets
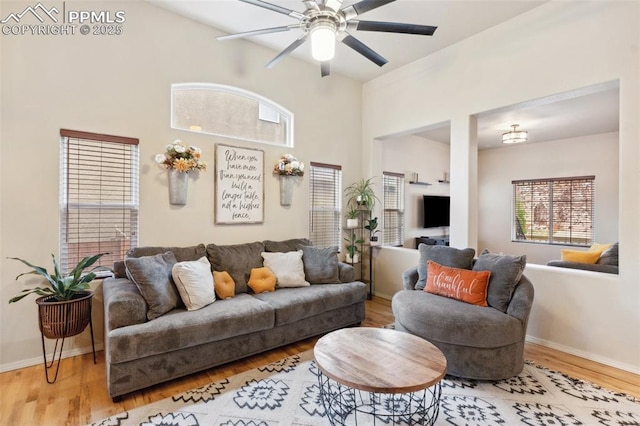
217,0,437,77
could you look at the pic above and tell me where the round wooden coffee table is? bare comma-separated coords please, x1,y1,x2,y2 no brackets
314,327,447,425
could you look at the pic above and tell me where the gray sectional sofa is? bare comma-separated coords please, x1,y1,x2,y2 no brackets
102,238,366,399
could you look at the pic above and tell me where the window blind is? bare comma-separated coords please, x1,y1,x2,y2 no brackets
383,172,405,246
512,176,594,246
60,129,139,274
309,162,342,249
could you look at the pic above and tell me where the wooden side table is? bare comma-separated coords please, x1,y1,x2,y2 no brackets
314,327,447,425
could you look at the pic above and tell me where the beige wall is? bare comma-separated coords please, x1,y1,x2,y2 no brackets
0,1,362,370
366,1,639,372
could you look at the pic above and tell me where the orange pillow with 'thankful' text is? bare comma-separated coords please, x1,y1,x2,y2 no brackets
425,261,491,307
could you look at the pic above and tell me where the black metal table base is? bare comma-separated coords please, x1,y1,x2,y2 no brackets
317,371,441,425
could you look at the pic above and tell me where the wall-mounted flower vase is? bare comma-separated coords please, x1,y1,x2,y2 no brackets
169,169,188,205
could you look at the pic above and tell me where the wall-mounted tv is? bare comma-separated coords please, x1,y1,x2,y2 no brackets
423,195,450,228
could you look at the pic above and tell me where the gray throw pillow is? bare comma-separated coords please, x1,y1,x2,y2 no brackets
125,251,179,320
415,245,475,291
299,245,341,284
264,238,312,253
473,249,526,313
206,242,265,294
596,242,618,266
126,244,206,262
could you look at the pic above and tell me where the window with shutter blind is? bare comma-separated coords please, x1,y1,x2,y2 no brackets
513,176,594,246
60,129,139,275
309,162,342,249
383,172,405,246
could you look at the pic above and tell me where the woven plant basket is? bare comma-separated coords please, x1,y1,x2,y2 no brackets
36,291,93,339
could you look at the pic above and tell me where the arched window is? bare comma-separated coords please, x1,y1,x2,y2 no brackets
171,83,294,147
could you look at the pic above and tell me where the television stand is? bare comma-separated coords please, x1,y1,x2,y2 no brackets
415,235,449,248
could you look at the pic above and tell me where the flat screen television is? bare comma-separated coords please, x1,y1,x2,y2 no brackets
423,195,450,228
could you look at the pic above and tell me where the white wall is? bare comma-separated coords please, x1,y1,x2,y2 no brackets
381,135,450,247
0,1,362,370
478,132,619,264
366,1,640,372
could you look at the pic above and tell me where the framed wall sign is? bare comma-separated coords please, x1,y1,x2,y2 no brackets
215,144,264,224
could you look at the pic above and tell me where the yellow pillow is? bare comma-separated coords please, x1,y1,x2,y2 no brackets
213,271,235,299
561,249,601,264
588,243,612,256
247,267,276,294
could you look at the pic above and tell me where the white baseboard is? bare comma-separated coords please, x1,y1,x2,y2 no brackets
526,335,640,376
0,343,104,374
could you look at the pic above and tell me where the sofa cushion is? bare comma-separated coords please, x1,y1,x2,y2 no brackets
213,271,235,299
125,251,179,320
264,238,312,253
561,249,600,264
473,250,526,313
252,282,367,327
247,267,277,293
597,242,619,266
107,294,275,364
262,250,309,288
172,257,215,311
206,242,265,294
416,245,476,290
126,244,206,262
426,261,490,307
299,245,341,284
392,290,522,348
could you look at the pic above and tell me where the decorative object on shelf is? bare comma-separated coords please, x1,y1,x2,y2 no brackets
215,144,265,224
409,172,431,185
502,124,528,144
365,217,380,246
7,253,110,383
156,140,207,206
438,171,450,184
273,154,304,206
346,208,359,228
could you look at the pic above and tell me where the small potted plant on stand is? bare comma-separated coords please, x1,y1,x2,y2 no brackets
7,253,109,383
344,231,364,264
346,208,359,228
365,217,381,246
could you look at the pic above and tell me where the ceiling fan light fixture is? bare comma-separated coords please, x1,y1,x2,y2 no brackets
502,124,528,144
310,18,336,62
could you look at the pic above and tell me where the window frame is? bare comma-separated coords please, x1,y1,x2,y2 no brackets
308,162,342,249
59,129,139,275
512,175,595,246
382,171,405,247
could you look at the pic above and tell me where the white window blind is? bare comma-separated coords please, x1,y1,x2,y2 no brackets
383,172,405,246
60,129,139,274
513,176,594,246
309,162,342,249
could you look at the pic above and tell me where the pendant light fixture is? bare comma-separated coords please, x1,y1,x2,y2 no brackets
502,124,528,144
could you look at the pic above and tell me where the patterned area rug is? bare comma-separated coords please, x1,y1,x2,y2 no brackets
91,350,639,426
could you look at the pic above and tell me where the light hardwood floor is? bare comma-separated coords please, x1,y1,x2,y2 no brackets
1,297,638,425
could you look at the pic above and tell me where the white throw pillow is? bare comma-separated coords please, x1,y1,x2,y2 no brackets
261,250,310,288
172,257,215,310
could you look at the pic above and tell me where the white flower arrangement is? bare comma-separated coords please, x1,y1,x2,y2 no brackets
273,154,304,177
155,140,207,173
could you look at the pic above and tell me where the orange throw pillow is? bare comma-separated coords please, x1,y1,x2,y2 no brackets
247,267,276,294
213,271,235,299
561,249,601,264
425,261,490,307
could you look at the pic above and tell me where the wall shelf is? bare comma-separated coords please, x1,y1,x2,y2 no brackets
438,180,450,184
409,181,432,186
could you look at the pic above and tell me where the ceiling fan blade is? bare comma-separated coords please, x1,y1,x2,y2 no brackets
321,61,331,77
217,24,302,41
266,34,308,69
239,0,304,19
341,0,395,20
340,34,387,67
354,20,437,36
324,0,343,12
303,0,320,11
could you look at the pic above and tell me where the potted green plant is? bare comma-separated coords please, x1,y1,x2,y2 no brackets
344,177,380,211
346,207,359,228
8,253,109,339
344,231,364,263
365,217,381,246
